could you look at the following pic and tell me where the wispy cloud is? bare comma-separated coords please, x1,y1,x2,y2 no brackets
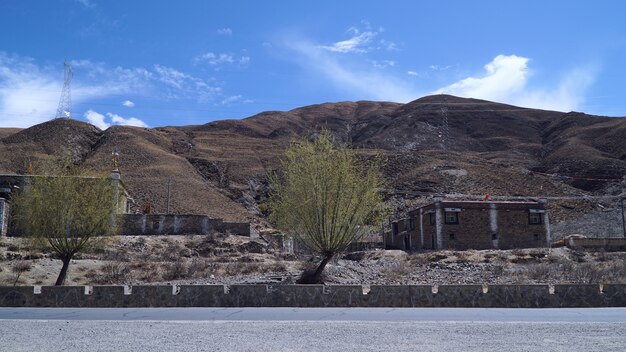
217,28,233,35
220,95,253,105
319,22,398,54
434,54,597,111
121,100,135,108
152,64,221,101
429,64,457,71
0,54,63,127
194,52,234,65
370,60,395,69
407,71,419,76
76,0,95,8
84,109,148,129
107,112,148,128
286,39,419,102
320,31,377,53
193,52,250,68
0,53,225,127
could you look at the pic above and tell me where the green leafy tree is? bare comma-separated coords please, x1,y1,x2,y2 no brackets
12,159,119,285
269,131,386,283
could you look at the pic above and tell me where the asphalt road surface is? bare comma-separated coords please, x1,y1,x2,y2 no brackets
1,308,625,352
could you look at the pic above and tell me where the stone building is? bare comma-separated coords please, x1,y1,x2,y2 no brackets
385,199,551,250
0,170,131,236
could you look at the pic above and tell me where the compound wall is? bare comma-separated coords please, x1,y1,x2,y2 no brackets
1,284,624,308
119,214,250,236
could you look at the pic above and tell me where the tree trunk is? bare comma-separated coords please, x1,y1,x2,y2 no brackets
298,254,333,284
55,256,72,286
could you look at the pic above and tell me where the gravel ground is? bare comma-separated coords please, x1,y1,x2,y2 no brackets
1,319,625,352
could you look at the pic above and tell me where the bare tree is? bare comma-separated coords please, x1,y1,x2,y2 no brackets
268,131,386,283
12,159,119,285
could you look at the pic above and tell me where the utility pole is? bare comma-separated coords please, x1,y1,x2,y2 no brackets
166,177,172,214
55,60,73,119
620,196,626,238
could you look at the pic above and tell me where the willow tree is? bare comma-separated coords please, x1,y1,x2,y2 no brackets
12,160,119,285
269,132,386,284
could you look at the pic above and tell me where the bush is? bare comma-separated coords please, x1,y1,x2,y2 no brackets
94,263,132,284
162,261,189,281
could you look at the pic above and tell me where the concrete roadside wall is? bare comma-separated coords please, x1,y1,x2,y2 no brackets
0,284,624,308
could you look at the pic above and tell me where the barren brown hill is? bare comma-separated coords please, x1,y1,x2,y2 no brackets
1,95,624,235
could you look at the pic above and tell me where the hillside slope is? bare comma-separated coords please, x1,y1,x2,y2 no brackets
1,95,624,233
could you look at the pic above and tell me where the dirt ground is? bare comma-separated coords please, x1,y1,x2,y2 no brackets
1,234,625,286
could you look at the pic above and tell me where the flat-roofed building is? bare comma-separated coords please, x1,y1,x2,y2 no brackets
385,199,551,250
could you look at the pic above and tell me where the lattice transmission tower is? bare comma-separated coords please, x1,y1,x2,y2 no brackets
439,94,454,168
55,60,74,119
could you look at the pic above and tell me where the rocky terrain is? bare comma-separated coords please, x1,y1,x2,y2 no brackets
1,235,625,286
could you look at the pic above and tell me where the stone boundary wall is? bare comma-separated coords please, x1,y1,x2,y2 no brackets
119,214,250,236
1,284,624,308
564,237,626,252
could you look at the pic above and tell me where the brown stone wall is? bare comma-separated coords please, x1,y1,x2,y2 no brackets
386,219,409,249
412,207,436,250
408,201,548,250
1,284,625,308
497,204,546,249
441,202,494,250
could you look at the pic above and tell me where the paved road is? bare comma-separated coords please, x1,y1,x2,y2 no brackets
1,308,625,351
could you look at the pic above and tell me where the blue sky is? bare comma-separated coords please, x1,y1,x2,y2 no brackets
1,0,625,129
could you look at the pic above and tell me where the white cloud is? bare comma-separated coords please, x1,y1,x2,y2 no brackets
217,28,233,35
0,54,223,127
194,52,234,65
84,109,109,129
435,55,529,103
320,31,377,53
379,39,399,51
286,40,419,103
320,23,398,54
239,56,250,65
371,60,395,69
121,100,135,108
221,95,242,105
434,54,596,111
107,112,148,128
429,64,456,71
84,110,147,129
153,64,220,101
407,71,419,76
0,54,63,127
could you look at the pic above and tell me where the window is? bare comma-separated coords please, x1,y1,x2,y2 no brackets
529,213,542,225
492,233,498,240
429,213,436,225
408,218,416,230
449,233,456,240
533,233,540,241
392,222,398,235
444,212,459,224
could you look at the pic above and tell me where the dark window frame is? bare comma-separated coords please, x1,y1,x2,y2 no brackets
408,218,416,230
528,212,542,225
392,222,399,235
429,213,436,225
444,211,459,225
